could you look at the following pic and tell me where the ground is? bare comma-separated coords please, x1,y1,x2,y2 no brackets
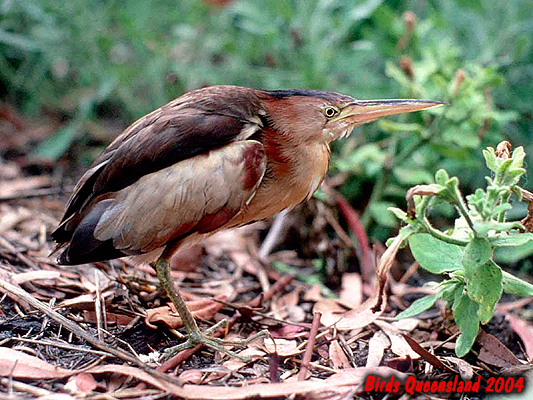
0,140,532,399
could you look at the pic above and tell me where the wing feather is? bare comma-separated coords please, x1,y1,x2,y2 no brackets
52,86,263,246
56,140,265,264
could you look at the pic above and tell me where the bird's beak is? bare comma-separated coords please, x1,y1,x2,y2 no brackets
337,99,445,126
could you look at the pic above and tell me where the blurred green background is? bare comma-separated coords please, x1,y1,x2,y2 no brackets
1,0,532,248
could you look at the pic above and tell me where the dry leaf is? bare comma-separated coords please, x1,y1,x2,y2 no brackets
270,324,306,339
442,357,474,381
0,347,73,379
178,369,204,384
65,373,98,393
366,331,390,367
506,314,533,359
145,295,226,329
0,348,413,399
13,270,61,284
264,338,301,357
329,340,351,370
477,330,524,367
339,273,363,308
223,347,266,371
373,320,420,359
316,295,386,331
401,334,455,373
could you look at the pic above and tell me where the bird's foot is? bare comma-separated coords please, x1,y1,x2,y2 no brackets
163,320,269,362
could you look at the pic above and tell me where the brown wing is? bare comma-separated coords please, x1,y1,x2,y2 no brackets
56,140,265,265
52,85,263,245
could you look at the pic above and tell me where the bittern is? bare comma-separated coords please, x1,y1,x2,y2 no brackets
52,85,442,359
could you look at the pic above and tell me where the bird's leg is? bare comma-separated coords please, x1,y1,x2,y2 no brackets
155,256,267,361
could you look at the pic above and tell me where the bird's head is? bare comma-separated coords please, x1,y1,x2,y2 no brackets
260,89,444,144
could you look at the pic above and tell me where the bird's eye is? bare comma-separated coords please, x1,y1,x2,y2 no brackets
323,106,338,119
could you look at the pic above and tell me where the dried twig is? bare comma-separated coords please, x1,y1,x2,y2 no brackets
298,311,321,381
259,209,289,259
0,186,71,202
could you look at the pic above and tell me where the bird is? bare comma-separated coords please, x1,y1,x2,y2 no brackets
51,85,443,359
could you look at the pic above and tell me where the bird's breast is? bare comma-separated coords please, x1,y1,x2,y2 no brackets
228,130,330,226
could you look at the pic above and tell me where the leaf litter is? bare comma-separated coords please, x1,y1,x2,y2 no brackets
0,159,532,399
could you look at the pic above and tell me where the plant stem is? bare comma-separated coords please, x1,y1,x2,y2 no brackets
497,193,511,222
422,216,469,246
453,194,477,236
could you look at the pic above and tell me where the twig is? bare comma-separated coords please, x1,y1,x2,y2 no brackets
0,276,184,387
94,270,103,340
269,352,280,383
259,209,289,259
11,337,112,357
0,377,53,397
335,193,373,276
0,186,73,202
298,311,321,381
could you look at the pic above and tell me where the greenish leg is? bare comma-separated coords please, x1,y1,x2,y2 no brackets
155,257,268,361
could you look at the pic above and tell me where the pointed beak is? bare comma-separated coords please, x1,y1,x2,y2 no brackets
337,99,445,126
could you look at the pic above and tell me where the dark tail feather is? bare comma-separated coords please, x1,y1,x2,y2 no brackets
56,199,129,265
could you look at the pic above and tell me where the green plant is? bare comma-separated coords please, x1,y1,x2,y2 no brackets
390,142,533,357
331,21,518,239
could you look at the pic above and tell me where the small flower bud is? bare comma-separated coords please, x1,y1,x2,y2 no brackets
402,11,417,34
399,56,414,80
495,140,512,160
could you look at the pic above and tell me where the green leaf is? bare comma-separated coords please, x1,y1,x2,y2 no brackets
396,294,439,320
509,147,526,170
461,238,491,278
466,260,502,324
502,271,533,297
483,147,500,173
495,241,533,264
453,295,480,357
435,169,450,186
388,207,408,222
408,233,463,273
491,233,533,247
442,123,481,148
369,201,398,228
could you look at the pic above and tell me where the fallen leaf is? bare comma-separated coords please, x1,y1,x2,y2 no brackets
270,324,306,339
477,329,523,367
82,310,134,325
329,340,351,370
264,338,301,357
0,347,73,379
401,334,455,373
366,331,390,367
178,369,204,384
0,349,412,399
374,320,420,359
506,314,533,359
442,357,474,381
316,295,386,331
339,273,363,308
13,270,61,284
223,347,266,371
386,355,413,372
65,373,98,393
145,295,226,329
